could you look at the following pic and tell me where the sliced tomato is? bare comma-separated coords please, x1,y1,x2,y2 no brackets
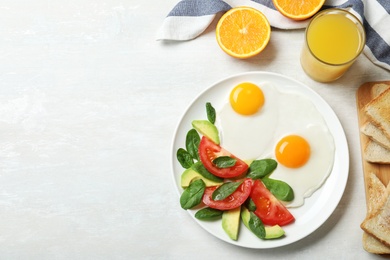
202,178,252,210
198,136,248,178
250,179,295,226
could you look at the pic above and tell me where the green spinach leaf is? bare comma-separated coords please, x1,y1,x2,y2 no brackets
247,159,277,179
246,198,257,211
191,162,223,182
180,179,206,209
212,181,243,201
176,148,194,169
262,178,294,201
249,212,266,239
195,207,223,220
213,156,236,168
186,129,200,161
206,102,216,124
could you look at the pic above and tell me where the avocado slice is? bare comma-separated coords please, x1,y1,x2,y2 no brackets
181,168,223,188
264,225,285,239
240,206,251,229
241,206,285,239
222,206,241,241
192,120,220,145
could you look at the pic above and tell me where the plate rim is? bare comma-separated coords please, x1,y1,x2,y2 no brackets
170,71,349,249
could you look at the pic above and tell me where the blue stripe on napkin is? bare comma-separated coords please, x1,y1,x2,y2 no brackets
365,21,390,66
334,0,364,15
167,0,231,17
377,0,390,13
250,0,276,9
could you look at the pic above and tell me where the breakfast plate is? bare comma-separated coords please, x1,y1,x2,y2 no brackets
171,71,349,249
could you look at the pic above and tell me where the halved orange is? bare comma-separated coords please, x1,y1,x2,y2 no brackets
272,0,325,20
216,7,271,59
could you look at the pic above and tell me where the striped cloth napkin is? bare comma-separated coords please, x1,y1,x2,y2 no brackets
157,0,390,71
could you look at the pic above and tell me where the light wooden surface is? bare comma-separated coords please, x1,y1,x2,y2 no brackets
0,0,389,259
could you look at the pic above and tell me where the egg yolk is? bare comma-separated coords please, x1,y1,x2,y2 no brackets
229,82,264,115
275,135,311,168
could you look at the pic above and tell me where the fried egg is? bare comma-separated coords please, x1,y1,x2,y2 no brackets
217,82,335,207
218,82,279,160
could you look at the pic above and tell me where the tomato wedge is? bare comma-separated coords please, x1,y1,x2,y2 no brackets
202,178,252,210
250,179,295,226
198,136,248,178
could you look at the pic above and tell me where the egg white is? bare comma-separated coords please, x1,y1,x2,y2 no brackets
217,82,335,208
217,82,280,160
268,124,335,207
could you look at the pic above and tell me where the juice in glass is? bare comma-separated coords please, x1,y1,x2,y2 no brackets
300,9,365,82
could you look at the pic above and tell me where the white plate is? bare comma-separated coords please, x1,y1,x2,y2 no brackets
170,71,349,249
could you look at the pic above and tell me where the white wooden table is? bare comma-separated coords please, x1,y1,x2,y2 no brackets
0,1,389,259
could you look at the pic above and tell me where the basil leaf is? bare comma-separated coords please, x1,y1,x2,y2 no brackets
176,148,194,169
247,159,277,179
195,207,223,220
262,178,294,202
186,129,200,161
213,156,236,168
191,162,223,182
212,181,243,201
206,102,216,124
249,212,266,239
180,179,206,210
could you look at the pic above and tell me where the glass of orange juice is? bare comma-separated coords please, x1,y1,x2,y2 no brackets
300,8,366,82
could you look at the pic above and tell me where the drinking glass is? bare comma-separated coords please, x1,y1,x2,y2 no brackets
300,8,366,83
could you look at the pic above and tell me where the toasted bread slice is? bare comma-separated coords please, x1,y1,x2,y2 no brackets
361,183,390,247
371,83,390,98
361,122,390,150
362,173,390,254
365,173,387,215
364,88,390,141
364,140,390,164
363,232,390,254
362,83,390,151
